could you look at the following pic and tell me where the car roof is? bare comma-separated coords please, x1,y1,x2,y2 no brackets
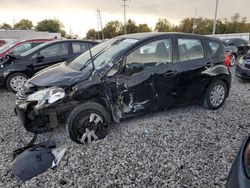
118,32,220,41
42,39,98,45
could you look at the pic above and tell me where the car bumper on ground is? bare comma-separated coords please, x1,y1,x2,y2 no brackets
227,136,250,188
235,64,250,80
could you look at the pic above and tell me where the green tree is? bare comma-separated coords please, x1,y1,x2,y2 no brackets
86,29,98,39
155,19,172,32
137,24,151,32
127,19,138,34
0,23,12,29
14,19,33,30
103,21,123,38
60,30,67,38
178,18,193,33
36,19,63,33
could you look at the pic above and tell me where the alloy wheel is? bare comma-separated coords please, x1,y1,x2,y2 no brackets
10,76,27,92
74,112,105,143
230,54,236,66
209,85,225,107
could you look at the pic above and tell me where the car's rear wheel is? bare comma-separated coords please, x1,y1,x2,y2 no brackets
203,80,228,110
230,54,236,66
6,73,29,93
66,102,110,144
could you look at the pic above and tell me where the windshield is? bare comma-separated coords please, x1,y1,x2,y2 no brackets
0,40,17,53
20,42,48,57
69,38,139,71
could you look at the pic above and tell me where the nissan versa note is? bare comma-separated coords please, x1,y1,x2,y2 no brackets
15,32,231,144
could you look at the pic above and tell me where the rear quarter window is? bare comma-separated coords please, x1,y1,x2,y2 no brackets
177,38,204,62
206,40,225,58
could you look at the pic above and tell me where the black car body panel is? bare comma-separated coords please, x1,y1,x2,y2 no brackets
235,54,250,80
227,136,250,188
15,32,231,134
0,40,98,87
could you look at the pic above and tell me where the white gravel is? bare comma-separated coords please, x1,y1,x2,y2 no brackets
0,67,250,188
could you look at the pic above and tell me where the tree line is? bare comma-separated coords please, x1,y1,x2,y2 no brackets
0,19,67,38
1,13,250,39
86,13,250,39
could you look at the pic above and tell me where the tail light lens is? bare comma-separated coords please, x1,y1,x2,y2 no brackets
224,54,230,69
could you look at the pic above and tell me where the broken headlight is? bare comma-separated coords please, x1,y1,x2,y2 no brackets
27,87,65,109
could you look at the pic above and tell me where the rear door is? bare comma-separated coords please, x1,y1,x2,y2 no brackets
32,42,70,72
174,37,210,103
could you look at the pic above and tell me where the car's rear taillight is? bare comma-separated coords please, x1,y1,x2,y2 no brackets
224,54,230,69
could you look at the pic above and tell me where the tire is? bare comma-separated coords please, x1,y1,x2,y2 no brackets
230,54,236,66
6,73,29,93
66,101,111,144
203,80,228,110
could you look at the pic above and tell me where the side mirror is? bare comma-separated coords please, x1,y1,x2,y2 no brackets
36,54,44,62
126,62,144,75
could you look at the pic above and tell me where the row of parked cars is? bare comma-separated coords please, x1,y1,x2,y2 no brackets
0,33,249,187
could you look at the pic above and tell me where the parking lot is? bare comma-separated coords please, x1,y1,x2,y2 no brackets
0,66,249,187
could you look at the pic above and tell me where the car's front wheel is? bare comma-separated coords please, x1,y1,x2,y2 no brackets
6,73,29,93
66,102,110,144
203,80,228,110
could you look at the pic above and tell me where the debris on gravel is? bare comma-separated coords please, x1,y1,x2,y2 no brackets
0,67,249,187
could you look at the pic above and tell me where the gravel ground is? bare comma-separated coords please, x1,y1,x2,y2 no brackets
0,66,250,188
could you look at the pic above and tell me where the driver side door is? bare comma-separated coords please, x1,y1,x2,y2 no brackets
113,38,176,118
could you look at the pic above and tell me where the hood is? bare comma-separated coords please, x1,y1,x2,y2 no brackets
0,54,24,65
30,62,92,87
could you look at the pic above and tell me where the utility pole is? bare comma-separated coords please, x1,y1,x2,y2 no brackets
192,8,197,34
212,0,219,36
122,0,129,35
97,9,104,41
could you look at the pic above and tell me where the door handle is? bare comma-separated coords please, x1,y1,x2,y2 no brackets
164,70,176,77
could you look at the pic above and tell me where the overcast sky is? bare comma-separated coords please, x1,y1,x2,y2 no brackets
0,0,249,37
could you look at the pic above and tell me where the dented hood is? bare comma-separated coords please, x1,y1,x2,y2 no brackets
30,62,92,87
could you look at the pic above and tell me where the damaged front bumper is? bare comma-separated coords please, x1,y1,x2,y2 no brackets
15,86,77,134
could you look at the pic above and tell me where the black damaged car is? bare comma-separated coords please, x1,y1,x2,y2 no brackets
0,39,98,92
15,33,231,143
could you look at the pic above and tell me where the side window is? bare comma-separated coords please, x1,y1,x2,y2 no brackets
72,42,88,54
178,38,204,62
126,39,172,68
207,40,221,57
40,43,68,58
207,40,225,58
12,43,32,54
31,42,43,48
